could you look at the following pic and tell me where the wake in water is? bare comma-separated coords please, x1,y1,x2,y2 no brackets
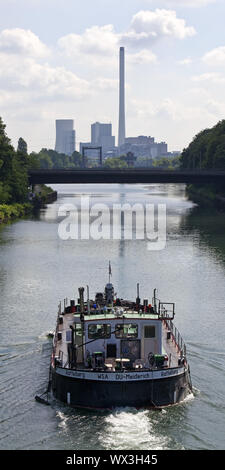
99,408,174,450
97,389,197,451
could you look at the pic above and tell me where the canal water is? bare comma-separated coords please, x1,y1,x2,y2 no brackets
0,183,225,450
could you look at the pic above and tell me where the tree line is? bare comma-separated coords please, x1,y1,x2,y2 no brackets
0,117,36,204
180,120,225,170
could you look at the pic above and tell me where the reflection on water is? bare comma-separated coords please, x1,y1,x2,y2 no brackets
180,204,225,263
0,184,225,450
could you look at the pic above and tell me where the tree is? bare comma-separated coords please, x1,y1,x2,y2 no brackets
180,120,225,170
103,157,128,169
180,120,225,198
17,137,28,155
71,150,83,168
0,117,30,203
0,116,15,185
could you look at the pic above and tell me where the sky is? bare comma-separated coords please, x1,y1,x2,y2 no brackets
0,0,225,153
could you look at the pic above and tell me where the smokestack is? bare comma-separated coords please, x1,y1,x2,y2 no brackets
118,46,126,148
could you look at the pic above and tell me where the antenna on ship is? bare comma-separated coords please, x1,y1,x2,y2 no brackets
87,285,90,315
109,261,112,283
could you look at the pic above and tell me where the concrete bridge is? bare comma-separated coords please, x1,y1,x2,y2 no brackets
28,168,225,186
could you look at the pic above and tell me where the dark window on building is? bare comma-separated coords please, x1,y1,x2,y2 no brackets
144,325,156,338
88,324,111,339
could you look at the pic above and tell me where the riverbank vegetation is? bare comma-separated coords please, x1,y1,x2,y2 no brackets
0,117,55,223
180,120,225,171
0,203,32,223
180,120,225,206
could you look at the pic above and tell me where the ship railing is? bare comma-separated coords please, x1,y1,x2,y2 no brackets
158,302,175,320
164,317,187,358
51,305,62,366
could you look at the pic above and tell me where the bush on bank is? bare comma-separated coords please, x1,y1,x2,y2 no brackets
0,203,32,223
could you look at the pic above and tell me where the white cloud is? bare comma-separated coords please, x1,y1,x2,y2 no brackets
146,0,217,7
130,94,224,132
58,24,118,65
202,46,225,66
93,77,118,91
0,28,49,58
178,57,192,65
130,97,180,121
192,72,225,83
204,98,225,116
0,53,90,100
121,9,196,47
127,49,157,64
58,9,195,65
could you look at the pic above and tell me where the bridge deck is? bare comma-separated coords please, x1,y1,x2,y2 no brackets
28,168,225,185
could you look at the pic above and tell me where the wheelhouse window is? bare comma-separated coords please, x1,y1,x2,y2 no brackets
115,324,138,338
88,324,111,339
144,325,156,338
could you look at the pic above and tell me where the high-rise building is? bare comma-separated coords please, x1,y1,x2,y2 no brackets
55,119,75,156
118,47,126,148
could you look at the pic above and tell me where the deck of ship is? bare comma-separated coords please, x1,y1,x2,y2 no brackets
54,311,181,371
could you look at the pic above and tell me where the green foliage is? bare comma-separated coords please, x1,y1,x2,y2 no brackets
0,182,11,203
32,148,84,169
181,120,225,199
0,116,15,188
0,117,57,222
180,120,225,170
103,157,128,169
0,202,32,222
0,117,44,206
153,155,181,169
0,117,39,208
17,137,28,155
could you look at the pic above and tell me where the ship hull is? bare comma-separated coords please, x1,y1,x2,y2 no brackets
51,366,192,409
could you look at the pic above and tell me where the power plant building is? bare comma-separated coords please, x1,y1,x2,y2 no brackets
91,122,115,156
119,136,168,159
55,119,76,156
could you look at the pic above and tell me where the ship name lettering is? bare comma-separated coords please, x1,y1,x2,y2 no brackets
97,373,109,380
161,369,179,377
126,373,150,380
65,370,85,379
116,374,126,380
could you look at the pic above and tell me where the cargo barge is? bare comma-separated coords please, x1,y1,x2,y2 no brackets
49,266,192,409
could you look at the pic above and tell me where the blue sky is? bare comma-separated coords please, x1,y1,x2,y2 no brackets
0,0,225,152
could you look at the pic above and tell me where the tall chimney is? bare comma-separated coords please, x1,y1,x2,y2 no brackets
118,46,126,148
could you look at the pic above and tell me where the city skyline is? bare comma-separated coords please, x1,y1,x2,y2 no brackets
0,0,225,153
